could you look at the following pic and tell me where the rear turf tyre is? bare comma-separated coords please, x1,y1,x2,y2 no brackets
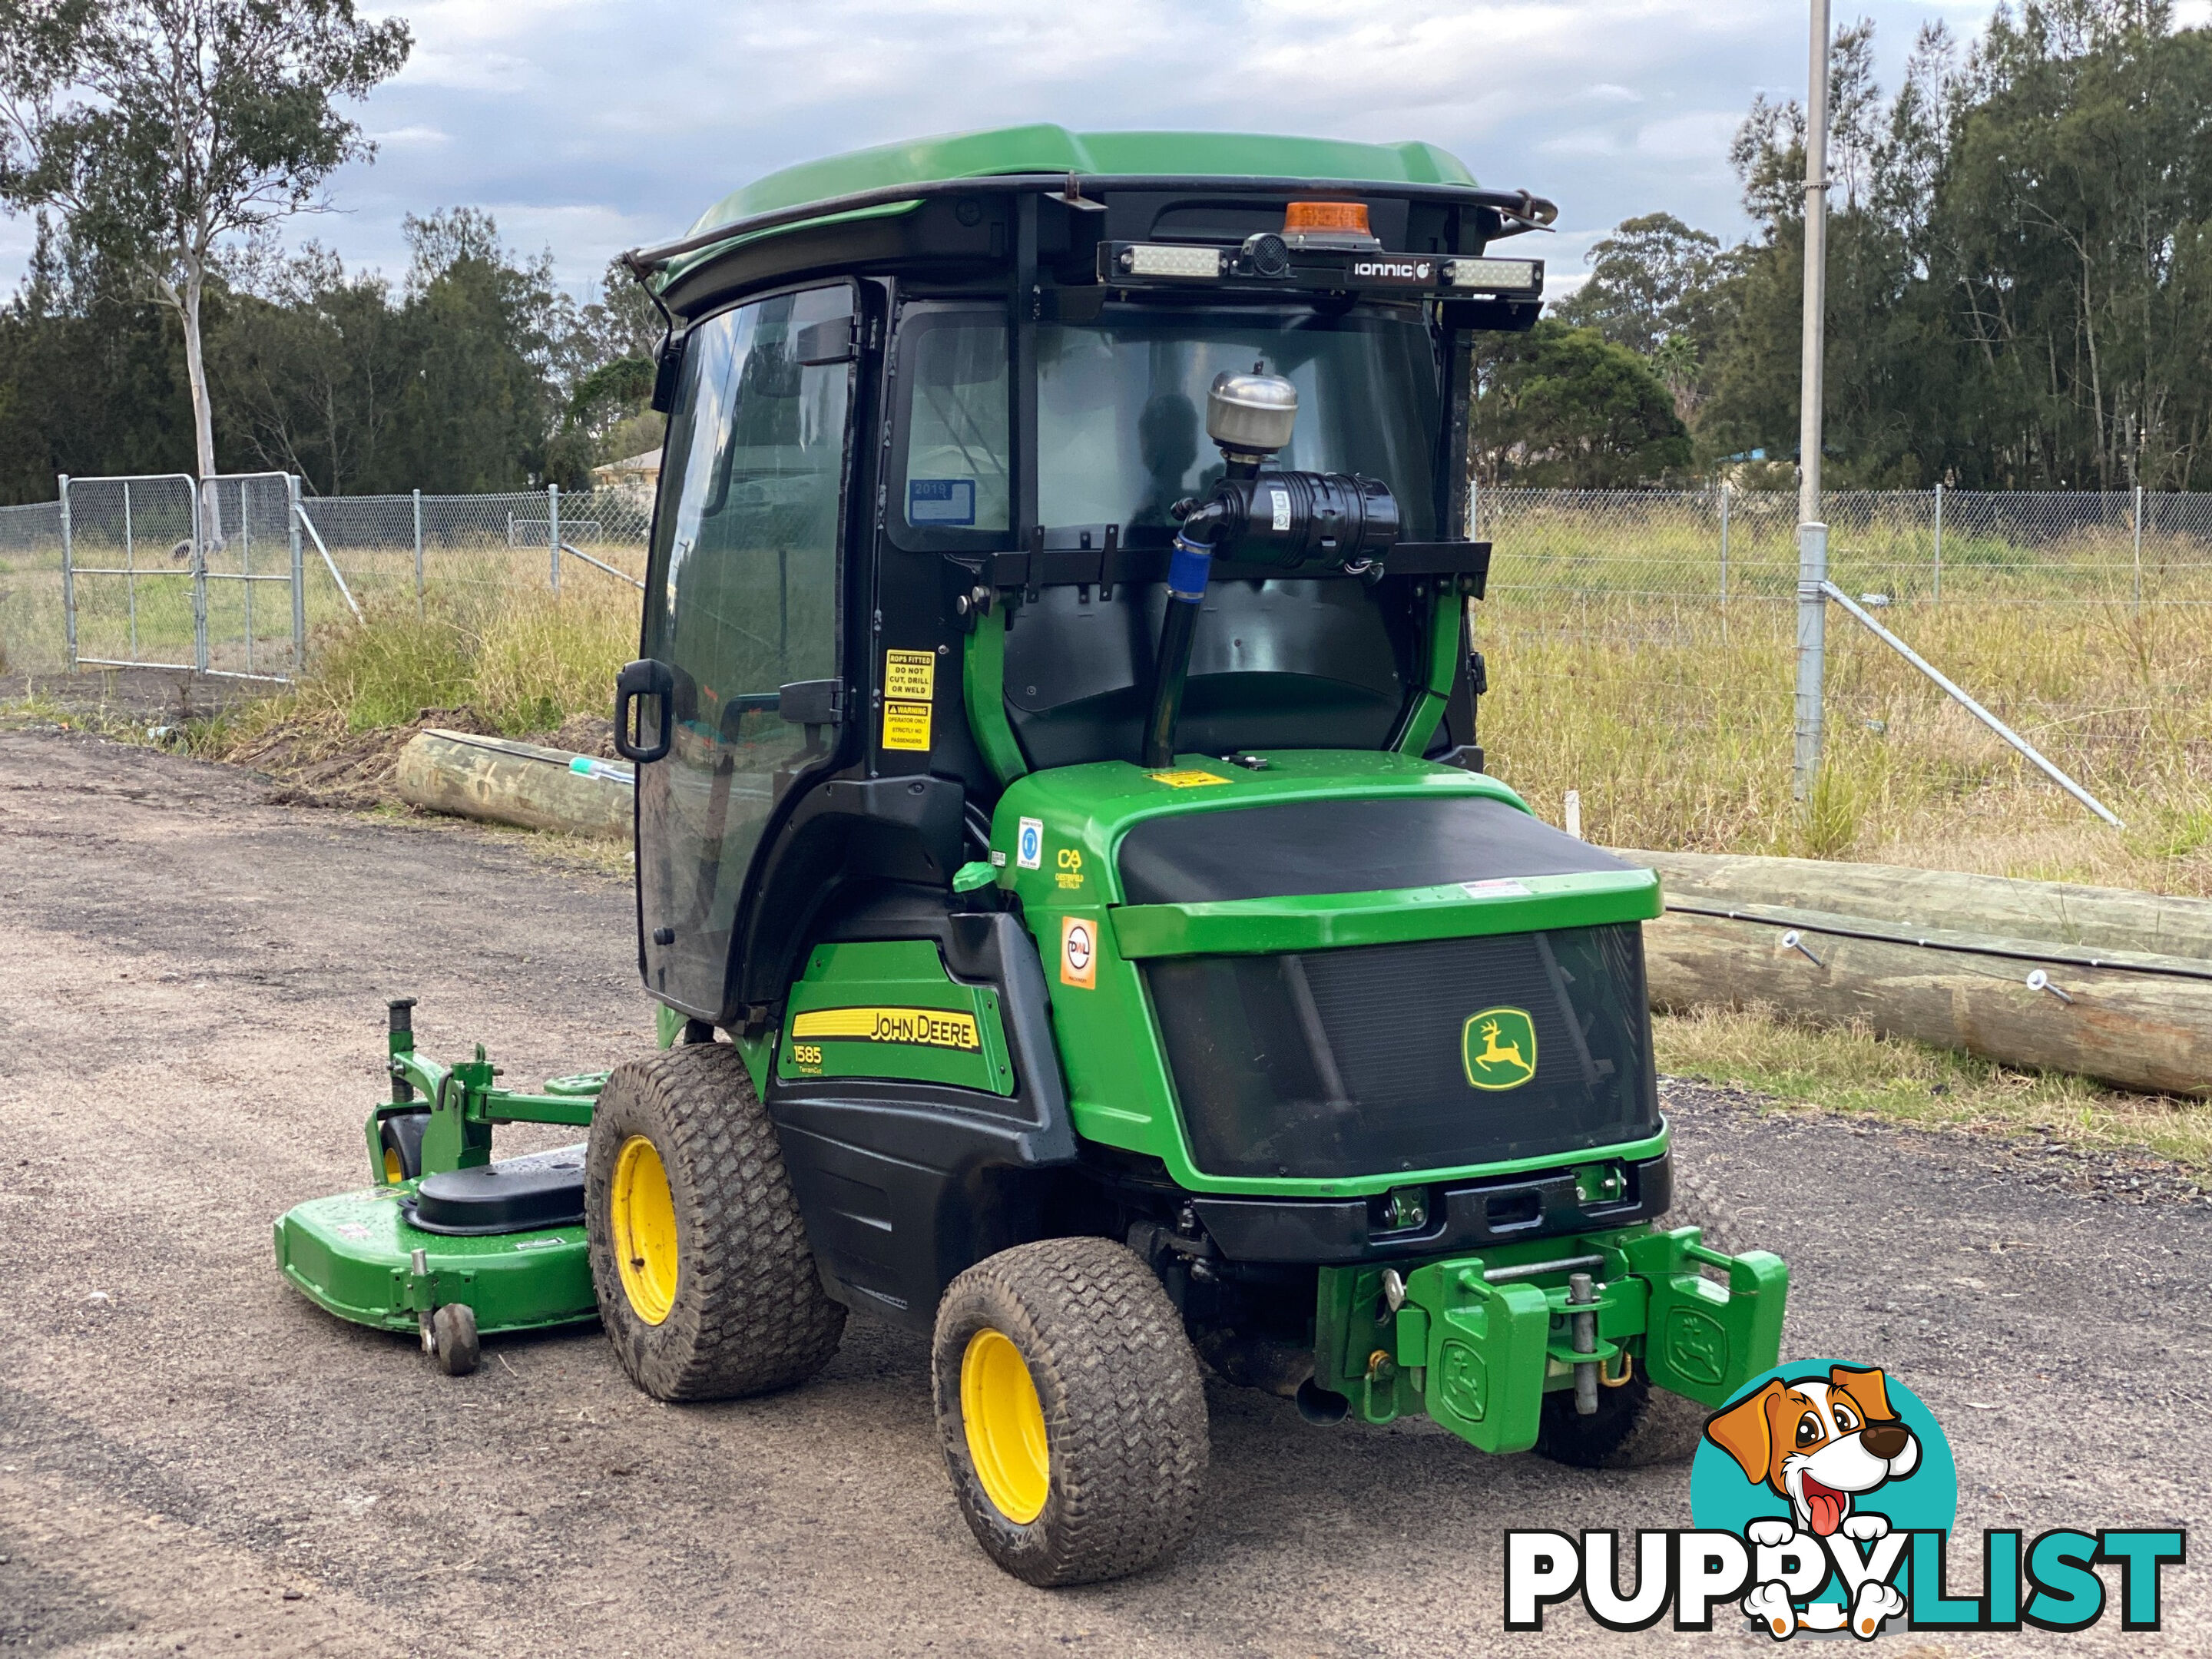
931,1237,1208,1587
1533,1157,1743,1469
586,1042,844,1401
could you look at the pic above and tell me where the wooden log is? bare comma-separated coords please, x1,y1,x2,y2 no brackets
1642,909,2212,1097
394,728,631,840
1626,848,2212,962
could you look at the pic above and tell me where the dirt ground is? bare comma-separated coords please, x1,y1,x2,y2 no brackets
0,728,2204,1657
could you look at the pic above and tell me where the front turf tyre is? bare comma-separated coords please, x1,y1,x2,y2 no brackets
586,1042,845,1401
931,1237,1208,1587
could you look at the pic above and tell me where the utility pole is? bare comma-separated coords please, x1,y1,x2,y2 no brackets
1792,0,1833,804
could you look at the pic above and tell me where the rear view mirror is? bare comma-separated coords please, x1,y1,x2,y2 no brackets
793,318,856,366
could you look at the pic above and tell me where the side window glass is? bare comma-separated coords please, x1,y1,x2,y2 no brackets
639,283,855,1009
896,313,1009,538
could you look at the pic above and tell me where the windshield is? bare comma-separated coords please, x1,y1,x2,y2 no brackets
1038,307,1439,541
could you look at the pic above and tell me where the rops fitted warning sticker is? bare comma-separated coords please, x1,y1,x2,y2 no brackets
1059,915,1097,989
883,649,935,700
1016,816,1044,869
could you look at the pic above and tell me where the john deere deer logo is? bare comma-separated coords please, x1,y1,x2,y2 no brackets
1462,1006,1538,1091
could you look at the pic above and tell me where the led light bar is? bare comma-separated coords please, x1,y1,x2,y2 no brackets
1446,257,1542,293
1119,243,1225,280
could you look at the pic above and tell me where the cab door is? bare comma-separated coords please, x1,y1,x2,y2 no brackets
627,283,858,1017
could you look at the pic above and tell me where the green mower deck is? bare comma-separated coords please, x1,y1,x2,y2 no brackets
275,1185,593,1336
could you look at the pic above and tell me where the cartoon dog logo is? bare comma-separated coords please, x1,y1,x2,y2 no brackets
1705,1364,1921,1637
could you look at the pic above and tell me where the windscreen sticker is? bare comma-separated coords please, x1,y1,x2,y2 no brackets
884,649,936,701
1060,915,1098,989
791,1006,982,1051
882,701,932,751
909,478,976,525
1145,770,1230,789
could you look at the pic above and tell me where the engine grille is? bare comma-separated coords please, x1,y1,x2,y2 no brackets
1145,923,1657,1181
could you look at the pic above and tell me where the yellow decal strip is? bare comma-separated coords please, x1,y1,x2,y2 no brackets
791,1005,982,1052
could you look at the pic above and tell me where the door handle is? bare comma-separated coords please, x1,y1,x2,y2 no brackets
614,658,674,763
777,680,843,726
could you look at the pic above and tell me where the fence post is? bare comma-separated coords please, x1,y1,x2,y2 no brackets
122,478,137,661
1932,482,1942,603
1718,481,1731,606
190,477,210,675
548,482,561,594
58,473,75,669
2133,483,2144,616
287,474,306,676
1793,521,1830,802
412,488,425,619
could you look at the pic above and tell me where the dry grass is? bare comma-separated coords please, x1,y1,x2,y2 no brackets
1657,1002,2212,1173
208,578,634,753
1480,584,2212,895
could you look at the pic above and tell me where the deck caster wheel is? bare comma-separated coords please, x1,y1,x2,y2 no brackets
932,1237,1208,1587
429,1303,479,1376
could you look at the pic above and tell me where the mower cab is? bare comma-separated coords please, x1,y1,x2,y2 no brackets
277,126,1787,1585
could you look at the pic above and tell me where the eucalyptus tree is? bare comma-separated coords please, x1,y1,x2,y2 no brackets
0,0,410,503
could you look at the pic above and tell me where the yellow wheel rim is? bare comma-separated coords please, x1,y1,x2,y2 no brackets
611,1134,679,1325
961,1327,1049,1524
382,1146,404,1185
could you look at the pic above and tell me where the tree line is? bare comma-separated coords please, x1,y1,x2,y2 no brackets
3,0,2206,502
0,0,662,506
1482,0,2212,491
0,208,661,503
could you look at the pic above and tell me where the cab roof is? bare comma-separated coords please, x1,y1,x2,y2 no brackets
654,124,1486,277
684,125,1480,247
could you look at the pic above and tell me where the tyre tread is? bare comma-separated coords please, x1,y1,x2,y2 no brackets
933,1237,1207,1586
588,1043,844,1401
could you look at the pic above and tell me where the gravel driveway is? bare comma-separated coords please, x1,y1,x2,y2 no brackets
0,728,2201,1656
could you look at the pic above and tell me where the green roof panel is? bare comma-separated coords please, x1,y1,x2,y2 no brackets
683,123,1479,245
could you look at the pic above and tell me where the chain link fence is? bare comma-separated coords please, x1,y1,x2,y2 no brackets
0,483,654,678
1473,485,2212,849
5,479,2212,845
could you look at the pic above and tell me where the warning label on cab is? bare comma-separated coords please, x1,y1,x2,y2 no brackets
882,700,933,750
884,649,936,700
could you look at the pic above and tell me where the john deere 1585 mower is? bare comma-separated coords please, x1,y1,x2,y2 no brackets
276,126,1788,1586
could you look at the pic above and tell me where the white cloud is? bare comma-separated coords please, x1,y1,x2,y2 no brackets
0,0,2035,295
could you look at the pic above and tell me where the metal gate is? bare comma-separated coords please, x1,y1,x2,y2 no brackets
58,473,204,674
61,472,307,680
198,472,304,678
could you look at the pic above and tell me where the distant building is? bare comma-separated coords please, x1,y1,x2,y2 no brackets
591,449,661,494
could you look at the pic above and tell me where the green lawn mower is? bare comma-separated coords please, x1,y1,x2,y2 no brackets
276,125,1789,1587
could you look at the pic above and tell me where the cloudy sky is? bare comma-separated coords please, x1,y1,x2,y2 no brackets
6,0,2209,303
